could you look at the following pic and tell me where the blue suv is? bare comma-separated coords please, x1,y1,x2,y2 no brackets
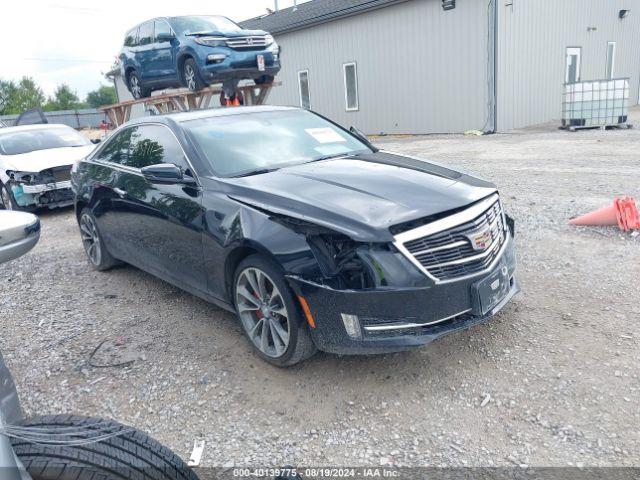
119,16,281,99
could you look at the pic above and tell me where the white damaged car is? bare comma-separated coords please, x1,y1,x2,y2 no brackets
0,124,97,211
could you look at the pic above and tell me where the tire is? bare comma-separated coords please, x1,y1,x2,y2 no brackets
79,208,120,271
10,415,199,480
234,254,317,367
0,182,18,211
128,71,150,100
182,58,206,92
254,75,274,85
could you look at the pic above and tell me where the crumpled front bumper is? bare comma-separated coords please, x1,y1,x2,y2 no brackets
287,237,519,355
10,182,74,209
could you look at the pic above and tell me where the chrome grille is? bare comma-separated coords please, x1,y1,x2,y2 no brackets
395,195,507,282
225,36,268,49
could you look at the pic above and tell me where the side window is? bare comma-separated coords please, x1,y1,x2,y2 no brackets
124,29,137,47
138,22,154,46
343,62,359,111
298,70,311,109
128,125,189,171
95,128,134,165
155,20,172,42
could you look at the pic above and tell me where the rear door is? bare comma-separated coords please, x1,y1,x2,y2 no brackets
112,124,207,291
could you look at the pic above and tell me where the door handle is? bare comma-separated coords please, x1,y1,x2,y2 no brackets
113,188,127,198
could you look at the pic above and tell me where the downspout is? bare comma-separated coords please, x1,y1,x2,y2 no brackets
486,0,498,133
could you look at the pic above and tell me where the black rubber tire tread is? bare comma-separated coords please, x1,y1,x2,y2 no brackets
80,208,120,271
10,415,198,480
234,254,317,367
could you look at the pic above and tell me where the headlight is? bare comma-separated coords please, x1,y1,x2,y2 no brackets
7,171,39,184
264,34,275,45
194,36,227,47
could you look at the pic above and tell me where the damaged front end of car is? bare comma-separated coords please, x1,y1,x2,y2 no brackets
245,195,520,355
5,166,74,210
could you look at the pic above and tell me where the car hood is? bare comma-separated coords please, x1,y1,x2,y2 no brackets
1,145,95,173
220,151,497,243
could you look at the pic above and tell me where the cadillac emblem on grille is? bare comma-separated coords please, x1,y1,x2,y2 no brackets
468,228,493,252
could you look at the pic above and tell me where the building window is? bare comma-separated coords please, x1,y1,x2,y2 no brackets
565,47,581,84
343,62,359,111
606,42,616,79
298,70,311,109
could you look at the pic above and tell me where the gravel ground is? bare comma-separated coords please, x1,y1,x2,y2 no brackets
1,109,639,469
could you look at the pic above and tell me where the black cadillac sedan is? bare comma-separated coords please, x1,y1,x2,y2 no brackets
71,106,519,366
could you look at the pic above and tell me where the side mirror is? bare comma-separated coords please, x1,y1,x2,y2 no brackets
91,139,101,145
0,211,40,264
156,32,175,42
141,163,196,185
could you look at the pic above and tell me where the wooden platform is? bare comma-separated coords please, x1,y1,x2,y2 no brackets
101,82,280,127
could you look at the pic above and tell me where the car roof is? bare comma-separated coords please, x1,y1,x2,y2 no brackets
0,124,72,136
127,105,300,126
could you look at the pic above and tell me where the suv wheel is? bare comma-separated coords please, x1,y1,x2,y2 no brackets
234,255,317,367
127,71,149,99
183,58,206,91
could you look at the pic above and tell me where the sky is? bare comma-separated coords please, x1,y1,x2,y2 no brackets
0,0,309,99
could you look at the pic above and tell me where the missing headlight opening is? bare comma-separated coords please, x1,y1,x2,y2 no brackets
270,214,377,290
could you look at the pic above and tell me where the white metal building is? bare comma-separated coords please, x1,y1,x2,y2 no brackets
241,0,640,134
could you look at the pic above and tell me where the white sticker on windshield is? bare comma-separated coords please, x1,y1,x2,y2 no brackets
305,128,347,144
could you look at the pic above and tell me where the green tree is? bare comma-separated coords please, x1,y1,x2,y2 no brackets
86,85,117,108
44,84,87,111
0,77,46,115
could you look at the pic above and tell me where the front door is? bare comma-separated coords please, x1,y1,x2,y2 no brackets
153,20,177,80
113,124,207,292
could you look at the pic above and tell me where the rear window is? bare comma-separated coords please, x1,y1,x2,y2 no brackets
124,28,138,47
0,127,90,156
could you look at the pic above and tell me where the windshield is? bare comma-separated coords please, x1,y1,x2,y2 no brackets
169,15,241,35
183,110,373,177
0,127,90,155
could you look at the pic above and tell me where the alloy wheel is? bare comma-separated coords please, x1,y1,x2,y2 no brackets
130,75,141,98
80,214,102,266
1,187,13,210
184,65,196,90
236,267,290,358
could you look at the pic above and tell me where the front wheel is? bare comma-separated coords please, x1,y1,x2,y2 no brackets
234,255,317,367
183,58,206,92
0,183,17,210
10,415,199,480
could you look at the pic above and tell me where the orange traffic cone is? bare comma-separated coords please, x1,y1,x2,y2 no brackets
570,197,640,231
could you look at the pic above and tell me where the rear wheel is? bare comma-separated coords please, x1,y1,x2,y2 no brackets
183,58,206,92
128,70,150,99
10,415,199,480
234,255,317,367
79,209,119,271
